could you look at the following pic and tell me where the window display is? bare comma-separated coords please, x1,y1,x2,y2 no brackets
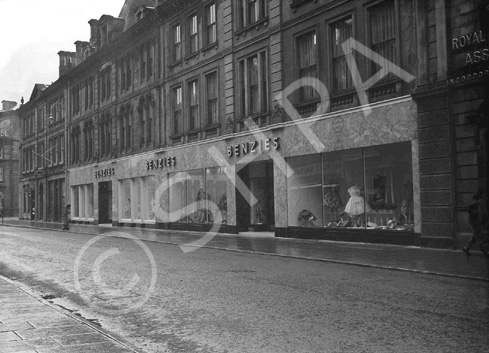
169,167,229,224
287,142,414,231
121,179,131,219
287,154,323,227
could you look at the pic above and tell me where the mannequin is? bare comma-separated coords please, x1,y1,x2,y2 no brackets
323,181,343,222
344,184,371,226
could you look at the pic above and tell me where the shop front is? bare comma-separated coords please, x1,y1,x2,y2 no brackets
68,96,419,246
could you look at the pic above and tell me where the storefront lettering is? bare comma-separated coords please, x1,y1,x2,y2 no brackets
452,31,487,51
0,130,7,137
227,137,280,158
447,69,489,85
95,167,115,178
145,156,176,170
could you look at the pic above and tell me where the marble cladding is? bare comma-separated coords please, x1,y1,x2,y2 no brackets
69,97,418,227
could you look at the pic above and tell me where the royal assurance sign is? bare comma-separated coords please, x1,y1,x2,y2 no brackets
447,30,489,85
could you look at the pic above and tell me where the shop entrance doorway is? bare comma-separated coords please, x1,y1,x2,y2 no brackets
236,161,275,232
98,181,112,224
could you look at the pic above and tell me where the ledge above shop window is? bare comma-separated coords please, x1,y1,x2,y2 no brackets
203,123,221,139
290,0,317,13
235,17,269,40
293,99,321,119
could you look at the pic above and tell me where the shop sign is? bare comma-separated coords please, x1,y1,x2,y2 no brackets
95,167,115,178
227,137,280,158
0,130,7,137
447,30,489,85
145,156,176,170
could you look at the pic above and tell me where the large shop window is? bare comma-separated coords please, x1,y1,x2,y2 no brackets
119,176,156,222
287,142,414,231
169,167,229,224
71,184,95,221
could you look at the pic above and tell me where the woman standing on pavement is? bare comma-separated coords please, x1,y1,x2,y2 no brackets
463,190,488,255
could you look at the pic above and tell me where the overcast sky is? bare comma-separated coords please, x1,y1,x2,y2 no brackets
0,0,124,104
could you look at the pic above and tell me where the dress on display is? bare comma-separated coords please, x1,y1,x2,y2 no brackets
323,183,342,221
344,185,371,216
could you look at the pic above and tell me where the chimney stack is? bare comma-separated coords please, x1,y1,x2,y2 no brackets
1,100,17,111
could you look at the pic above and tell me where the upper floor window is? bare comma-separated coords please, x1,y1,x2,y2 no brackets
100,67,112,102
205,3,217,46
172,24,182,62
120,55,132,92
188,80,199,131
147,42,153,78
238,51,268,117
331,16,353,92
0,167,3,182
173,86,182,134
206,71,218,125
0,147,4,159
239,0,266,29
140,45,147,82
368,0,396,75
71,85,81,115
297,31,318,101
188,15,199,55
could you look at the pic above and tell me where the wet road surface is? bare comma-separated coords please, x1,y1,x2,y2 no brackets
0,226,488,352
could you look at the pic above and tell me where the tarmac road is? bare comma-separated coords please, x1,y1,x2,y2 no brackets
0,225,488,353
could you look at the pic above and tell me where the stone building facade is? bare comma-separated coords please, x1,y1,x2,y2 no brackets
17,0,489,248
0,100,20,217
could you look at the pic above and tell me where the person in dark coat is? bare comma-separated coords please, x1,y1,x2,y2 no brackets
463,191,486,255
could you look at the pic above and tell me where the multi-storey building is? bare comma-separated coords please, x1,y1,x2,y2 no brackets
0,100,20,217
17,0,489,249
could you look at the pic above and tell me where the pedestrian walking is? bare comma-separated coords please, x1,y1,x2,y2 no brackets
463,191,487,255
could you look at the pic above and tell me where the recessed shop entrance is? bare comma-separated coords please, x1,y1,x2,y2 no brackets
98,181,112,224
236,161,275,232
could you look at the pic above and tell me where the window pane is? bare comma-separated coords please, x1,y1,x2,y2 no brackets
186,169,205,223
369,0,396,74
169,172,187,222
88,184,94,218
298,31,317,100
322,149,365,228
287,154,323,227
206,167,229,223
364,142,413,231
332,17,353,91
121,179,131,219
145,176,155,221
134,178,141,220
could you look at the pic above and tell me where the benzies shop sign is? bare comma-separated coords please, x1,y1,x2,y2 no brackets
227,137,280,158
448,30,489,85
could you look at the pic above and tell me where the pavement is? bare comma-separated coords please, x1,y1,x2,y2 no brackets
2,217,489,282
0,275,142,353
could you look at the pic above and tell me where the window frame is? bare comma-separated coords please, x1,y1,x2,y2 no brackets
172,85,183,135
366,0,399,77
205,2,217,47
172,23,182,63
238,50,269,118
188,13,199,55
296,29,319,101
187,79,200,131
205,70,218,126
329,14,354,93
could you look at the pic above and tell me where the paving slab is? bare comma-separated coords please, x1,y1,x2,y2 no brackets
0,276,141,353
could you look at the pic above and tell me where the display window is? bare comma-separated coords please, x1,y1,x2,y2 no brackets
287,142,414,231
119,177,156,222
169,167,229,224
71,183,95,221
287,154,323,227
121,179,131,219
